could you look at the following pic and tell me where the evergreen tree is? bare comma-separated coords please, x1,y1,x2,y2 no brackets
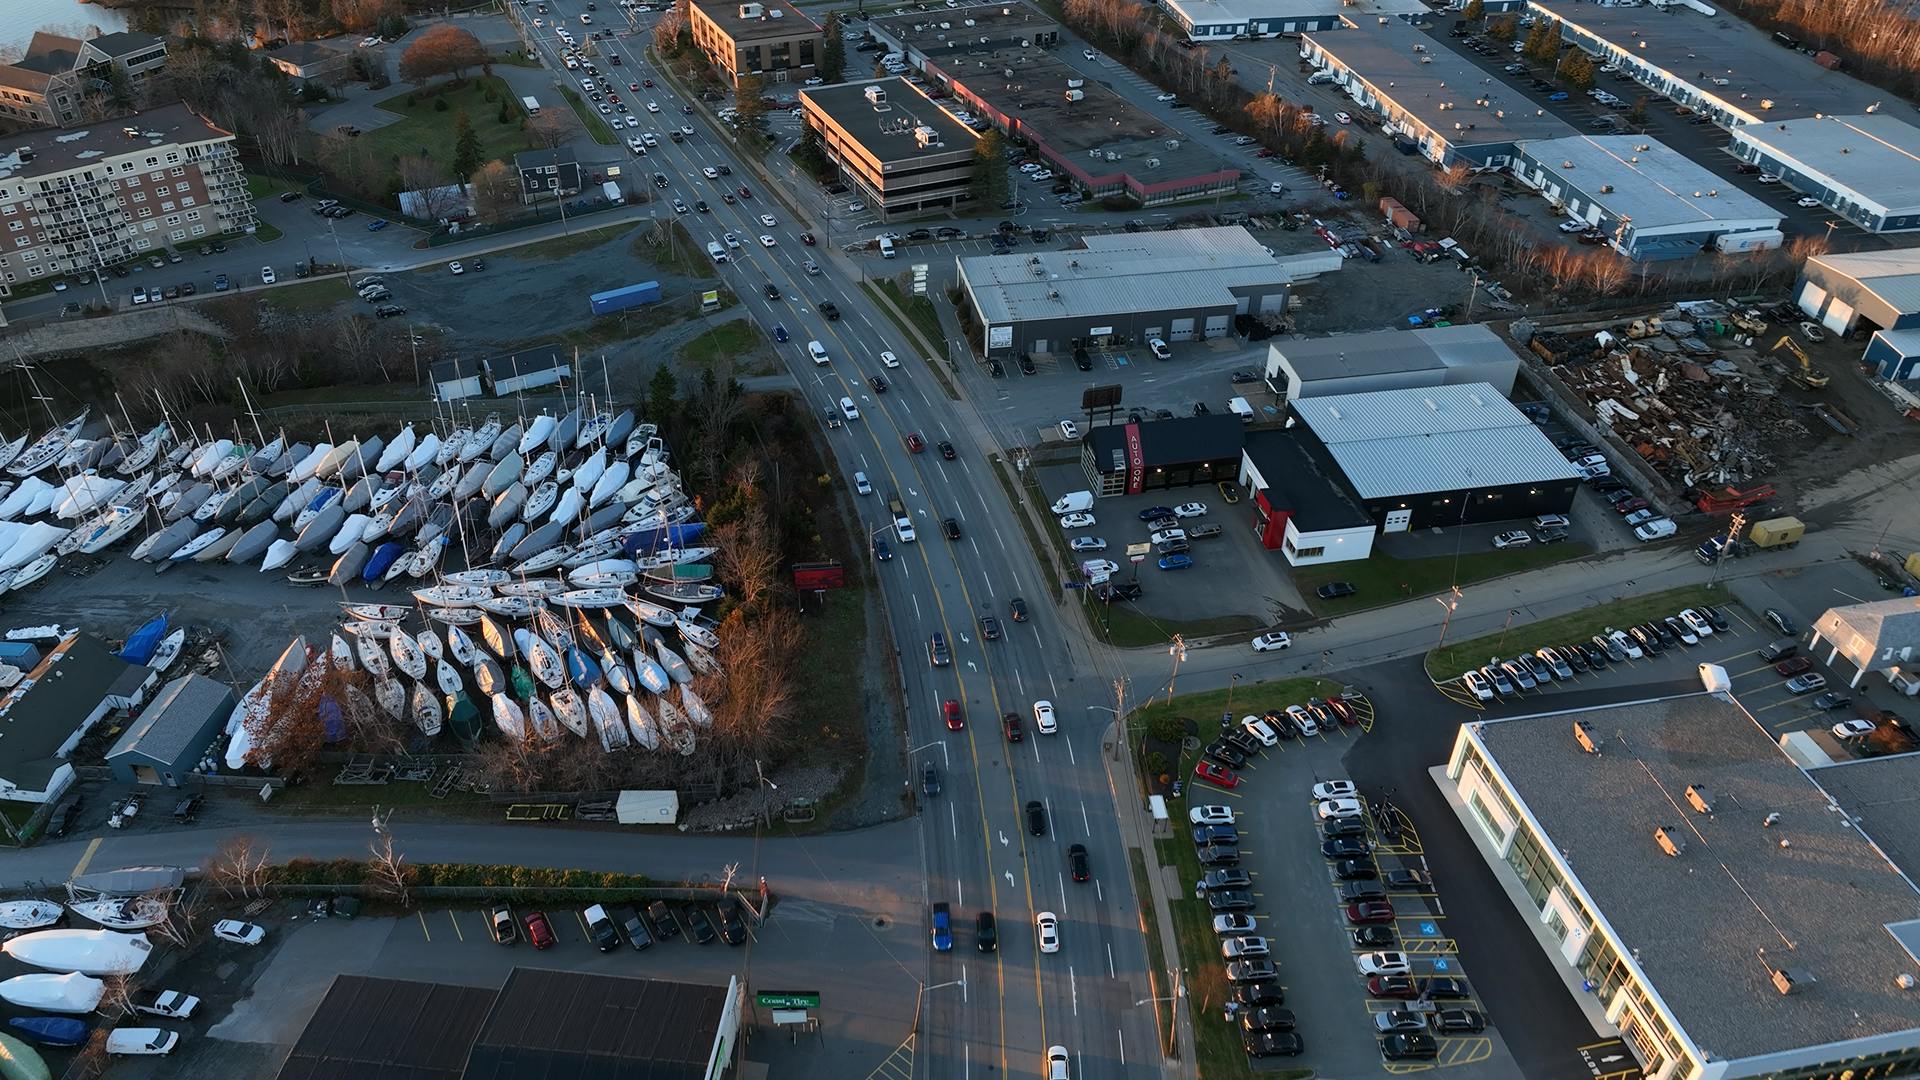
970,129,1010,207
820,13,846,84
450,112,483,183
647,365,680,427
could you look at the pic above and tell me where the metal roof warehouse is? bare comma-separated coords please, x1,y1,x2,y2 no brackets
1290,383,1579,529
1730,114,1920,234
1512,135,1783,260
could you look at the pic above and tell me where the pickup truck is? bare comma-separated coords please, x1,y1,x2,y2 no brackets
134,990,201,1019
888,495,916,542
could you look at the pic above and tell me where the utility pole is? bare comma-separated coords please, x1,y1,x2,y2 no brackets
1164,634,1187,706
1496,608,1518,656
1708,510,1746,590
1435,587,1462,650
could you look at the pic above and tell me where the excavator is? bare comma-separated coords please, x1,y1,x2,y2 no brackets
1770,336,1830,389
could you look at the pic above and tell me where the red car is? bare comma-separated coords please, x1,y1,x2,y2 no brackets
629,82,641,91
905,432,926,453
1613,498,1650,516
1774,656,1814,677
523,909,556,949
1326,697,1357,725
738,186,753,199
1347,901,1395,924
1368,975,1419,999
1194,760,1240,788
943,699,964,730
800,232,816,245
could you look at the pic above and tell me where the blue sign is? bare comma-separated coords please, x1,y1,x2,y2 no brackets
1420,921,1437,936
1063,581,1086,589
1433,958,1451,972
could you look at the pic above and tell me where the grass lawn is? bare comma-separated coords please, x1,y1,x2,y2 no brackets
775,583,874,832
1141,675,1331,1080
633,221,708,277
559,86,619,146
1424,583,1726,680
246,172,299,199
1295,542,1593,618
1094,600,1262,649
0,802,34,846
269,777,491,814
871,276,943,346
1126,846,1177,1058
261,381,423,409
253,220,284,243
363,77,535,174
259,277,357,314
677,320,773,375
507,222,632,261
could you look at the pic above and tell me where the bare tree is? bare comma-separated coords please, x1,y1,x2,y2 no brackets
469,161,520,224
367,824,413,908
525,109,571,150
208,834,275,899
397,154,461,220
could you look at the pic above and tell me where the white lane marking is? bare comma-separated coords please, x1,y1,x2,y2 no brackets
1058,871,1067,912
1030,736,1041,765
970,537,981,558
1117,1033,1124,1068
1070,965,1079,1017
1066,731,1076,766
1080,800,1090,836
912,594,921,621
1045,796,1055,841
1107,941,1115,978
957,878,964,908
950,801,958,839
1096,878,1104,904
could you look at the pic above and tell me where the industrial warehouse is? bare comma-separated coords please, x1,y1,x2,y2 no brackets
1263,325,1520,404
1729,114,1920,235
1796,250,1920,380
1446,689,1920,1080
956,226,1301,359
1510,135,1783,260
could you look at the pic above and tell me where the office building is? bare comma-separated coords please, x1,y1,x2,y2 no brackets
689,0,823,87
800,78,979,217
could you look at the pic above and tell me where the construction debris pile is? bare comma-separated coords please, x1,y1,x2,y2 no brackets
1522,304,1815,489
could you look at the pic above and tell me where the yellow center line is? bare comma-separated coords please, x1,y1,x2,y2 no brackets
68,836,102,880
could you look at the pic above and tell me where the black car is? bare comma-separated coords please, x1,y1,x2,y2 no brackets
374,304,407,318
1010,597,1029,622
1629,624,1663,654
1222,730,1260,757
684,905,718,944
1245,1031,1304,1057
1203,741,1246,769
1335,859,1378,880
1322,816,1367,839
764,282,781,300
938,440,956,460
869,375,889,393
1073,347,1093,371
1382,1033,1439,1061
585,906,621,951
1018,354,1037,375
1578,642,1609,669
653,173,670,188
1759,639,1797,663
715,900,748,946
1383,869,1431,890
618,903,656,945
1240,1007,1296,1033
646,900,679,939
1423,977,1472,999
979,616,1002,640
1560,644,1589,672
1352,925,1396,948
1207,889,1255,912
1196,845,1240,867
1323,836,1372,859
1235,982,1283,1007
1026,800,1047,835
922,761,940,797
1068,843,1090,882
1765,608,1797,635
1431,1009,1486,1033
1646,620,1678,647
1698,604,1730,632
976,911,997,952
279,191,303,203
1316,582,1357,600
1192,824,1239,846
942,518,961,540
1202,869,1252,891
695,200,710,212
819,301,840,320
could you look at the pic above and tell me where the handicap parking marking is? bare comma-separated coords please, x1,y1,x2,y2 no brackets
1434,680,1485,710
1382,1062,1436,1074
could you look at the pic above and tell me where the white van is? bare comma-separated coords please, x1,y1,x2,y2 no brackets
878,236,897,258
107,1029,180,1056
1228,397,1255,423
1050,490,1094,515
706,241,728,263
807,340,830,364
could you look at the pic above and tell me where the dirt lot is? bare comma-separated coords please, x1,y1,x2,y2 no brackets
1253,212,1473,334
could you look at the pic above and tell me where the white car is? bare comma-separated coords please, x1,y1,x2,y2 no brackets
1080,558,1119,577
1334,111,1353,124
212,919,265,945
1083,48,1097,60
1798,321,1827,343
1036,911,1060,953
626,116,641,128
1190,805,1236,826
1311,780,1357,801
1557,220,1589,234
449,261,465,275
1286,703,1318,736
1251,632,1291,652
1156,92,1177,101
1606,627,1644,659
597,103,612,115
1317,798,1364,820
1148,529,1186,546
133,990,200,1019
759,234,777,247
702,166,719,179
106,1029,179,1056
1461,669,1494,701
1796,196,1823,208
1069,536,1107,551
1147,337,1172,360
1757,172,1780,184
358,36,381,48
1059,512,1095,529
880,351,900,368
1059,420,1080,440
723,232,741,249
1680,608,1715,637
838,397,860,420
1634,518,1677,542
1221,935,1269,959
1020,162,1042,172
1356,951,1411,976
847,200,866,212
1832,718,1876,740
1492,530,1532,549
260,266,276,284
853,471,873,495
1046,1046,1070,1080
1033,700,1057,734
627,136,646,153
647,101,661,113
1239,714,1278,747
759,214,777,228
1172,502,1207,518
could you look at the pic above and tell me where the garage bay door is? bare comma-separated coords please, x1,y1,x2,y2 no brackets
1796,281,1827,320
1259,292,1286,315
1235,296,1251,315
1821,297,1854,336
1168,317,1196,342
1204,315,1231,337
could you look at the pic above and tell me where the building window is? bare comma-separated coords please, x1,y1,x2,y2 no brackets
185,209,200,221
26,265,41,277
190,224,205,236
5,221,17,232
169,229,186,241
20,251,35,262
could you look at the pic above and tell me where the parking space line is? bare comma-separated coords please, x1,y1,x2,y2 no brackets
416,911,433,942
446,910,463,942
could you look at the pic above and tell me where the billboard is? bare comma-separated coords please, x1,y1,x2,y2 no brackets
1081,384,1123,411
792,561,846,590
989,325,1013,349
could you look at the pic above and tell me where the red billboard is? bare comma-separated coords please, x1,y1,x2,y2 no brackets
791,562,846,590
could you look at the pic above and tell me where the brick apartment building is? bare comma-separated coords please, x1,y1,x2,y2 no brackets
689,0,823,87
0,30,169,129
0,103,255,297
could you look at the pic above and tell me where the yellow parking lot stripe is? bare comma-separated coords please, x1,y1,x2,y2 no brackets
865,1033,915,1080
416,911,432,943
1440,1036,1493,1066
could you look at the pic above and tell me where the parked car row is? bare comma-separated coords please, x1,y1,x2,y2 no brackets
1458,605,1733,700
1189,798,1304,1059
489,897,748,951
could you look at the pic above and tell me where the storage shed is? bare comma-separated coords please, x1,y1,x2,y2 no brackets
106,674,234,787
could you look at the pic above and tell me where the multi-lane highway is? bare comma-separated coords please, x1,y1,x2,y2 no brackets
517,4,1169,1076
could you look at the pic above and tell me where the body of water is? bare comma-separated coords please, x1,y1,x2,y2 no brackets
5,0,131,55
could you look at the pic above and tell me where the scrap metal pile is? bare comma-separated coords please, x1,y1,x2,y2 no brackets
1529,319,1810,489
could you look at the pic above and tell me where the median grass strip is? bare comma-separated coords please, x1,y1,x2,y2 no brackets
1295,542,1593,617
859,282,959,401
872,277,943,346
1126,846,1177,1058
1424,583,1726,681
559,86,619,146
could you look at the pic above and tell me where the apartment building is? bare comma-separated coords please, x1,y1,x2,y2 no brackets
0,30,169,129
689,0,822,87
0,103,255,296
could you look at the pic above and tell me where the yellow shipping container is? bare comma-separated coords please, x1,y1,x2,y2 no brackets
1749,516,1805,548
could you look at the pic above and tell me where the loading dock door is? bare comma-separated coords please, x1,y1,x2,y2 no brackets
1258,292,1286,315
1204,315,1231,337
1383,508,1413,534
1235,296,1251,315
1821,298,1854,336
1168,317,1197,342
1796,281,1827,320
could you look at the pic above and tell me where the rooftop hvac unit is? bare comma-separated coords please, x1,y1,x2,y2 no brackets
1146,157,1160,167
965,18,976,25
865,85,889,105
738,2,763,16
1653,826,1685,857
1771,968,1815,996
1573,720,1600,754
1684,785,1712,814
913,124,942,148
1599,184,1614,193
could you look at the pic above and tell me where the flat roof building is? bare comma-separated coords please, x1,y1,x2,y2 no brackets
1301,16,1572,168
1446,689,1920,1079
867,2,1062,61
956,225,1295,357
0,103,255,298
1082,414,1247,496
1797,248,1920,380
1239,429,1375,565
1528,0,1890,126
1511,135,1783,260
0,636,153,805
896,3,1239,206
1291,382,1579,530
1729,114,1920,235
1163,0,1392,41
689,0,823,87
800,78,979,218
1263,324,1520,404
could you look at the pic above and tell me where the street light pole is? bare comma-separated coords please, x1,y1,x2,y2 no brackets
1434,587,1461,650
1496,608,1518,655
